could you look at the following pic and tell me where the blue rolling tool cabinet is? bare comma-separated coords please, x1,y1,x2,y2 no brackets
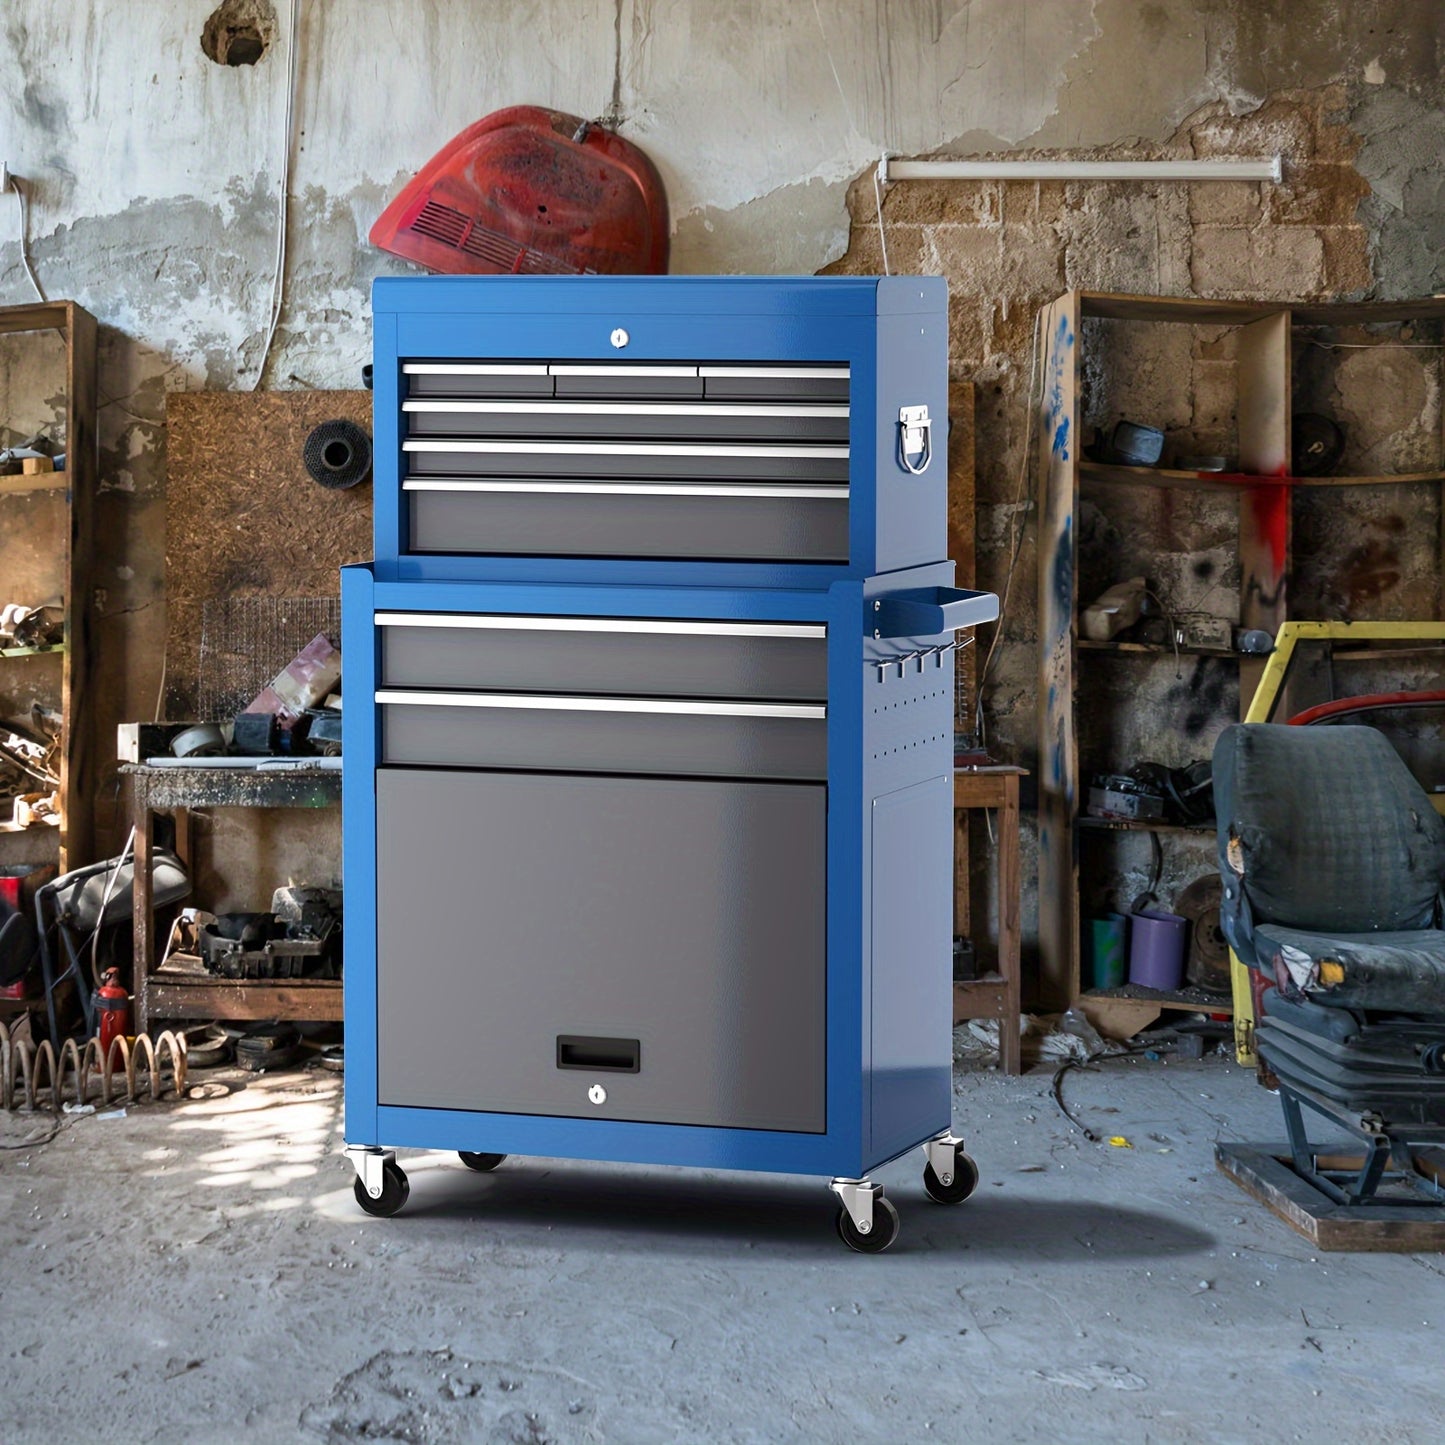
343,275,998,1251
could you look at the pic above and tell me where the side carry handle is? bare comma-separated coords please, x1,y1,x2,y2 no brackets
871,586,1000,639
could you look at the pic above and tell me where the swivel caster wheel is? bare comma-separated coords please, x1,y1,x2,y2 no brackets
353,1160,410,1218
923,1147,979,1204
835,1197,900,1254
458,1151,507,1173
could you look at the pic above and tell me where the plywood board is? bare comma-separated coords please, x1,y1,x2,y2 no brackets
164,391,372,718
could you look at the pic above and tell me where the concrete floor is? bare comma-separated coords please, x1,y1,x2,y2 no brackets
2,1048,1442,1444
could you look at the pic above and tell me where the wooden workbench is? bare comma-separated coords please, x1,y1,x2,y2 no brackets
123,764,343,1035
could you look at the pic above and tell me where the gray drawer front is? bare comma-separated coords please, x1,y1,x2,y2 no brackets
403,363,552,399
700,366,849,402
379,695,827,780
402,361,849,405
376,769,826,1131
403,441,849,482
379,617,828,701
407,488,848,562
552,368,704,400
403,402,848,444
401,359,843,404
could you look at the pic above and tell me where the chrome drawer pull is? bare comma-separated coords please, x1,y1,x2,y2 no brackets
699,365,849,379
402,439,848,460
402,399,847,419
403,362,549,376
376,614,826,639
402,477,848,500
376,690,826,720
549,364,700,377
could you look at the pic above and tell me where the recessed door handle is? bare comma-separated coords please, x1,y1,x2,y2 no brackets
557,1035,640,1073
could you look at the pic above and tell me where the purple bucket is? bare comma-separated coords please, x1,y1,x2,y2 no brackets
1128,909,1187,991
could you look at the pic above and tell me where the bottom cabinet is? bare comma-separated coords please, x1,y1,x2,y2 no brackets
375,767,827,1132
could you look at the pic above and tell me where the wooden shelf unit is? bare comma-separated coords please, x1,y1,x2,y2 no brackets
0,301,97,873
1035,290,1445,1011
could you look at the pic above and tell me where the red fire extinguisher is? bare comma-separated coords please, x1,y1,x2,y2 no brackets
93,968,131,1057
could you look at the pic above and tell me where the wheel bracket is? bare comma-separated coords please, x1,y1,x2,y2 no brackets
345,1144,395,1200
923,1130,966,1188
830,1176,882,1234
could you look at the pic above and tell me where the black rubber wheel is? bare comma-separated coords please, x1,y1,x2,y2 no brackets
458,1151,507,1173
923,1149,979,1205
353,1160,409,1218
836,1197,900,1253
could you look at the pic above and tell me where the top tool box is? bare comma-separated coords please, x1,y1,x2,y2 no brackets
371,275,952,587
344,276,998,1251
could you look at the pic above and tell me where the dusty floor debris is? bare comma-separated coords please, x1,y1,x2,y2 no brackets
2,1049,1442,1442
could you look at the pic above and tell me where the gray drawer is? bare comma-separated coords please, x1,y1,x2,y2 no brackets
378,613,828,701
376,768,826,1131
701,364,850,402
401,360,850,405
406,483,849,562
402,438,849,482
402,398,849,444
403,362,553,399
550,363,703,400
378,690,827,780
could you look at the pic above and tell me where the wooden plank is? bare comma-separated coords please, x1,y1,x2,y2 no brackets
0,301,72,336
132,786,156,1038
142,975,343,1023
1075,995,1161,1040
63,301,98,872
948,381,976,939
1036,294,1081,1011
163,391,372,719
1080,293,1279,325
1236,311,1291,716
952,768,1024,1072
1216,1143,1445,1251
947,380,977,720
997,769,1022,1072
1292,298,1445,325
953,979,1007,1021
1082,985,1232,1014
1083,460,1445,490
0,474,66,494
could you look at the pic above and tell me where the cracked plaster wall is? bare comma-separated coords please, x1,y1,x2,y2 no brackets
0,3,1442,938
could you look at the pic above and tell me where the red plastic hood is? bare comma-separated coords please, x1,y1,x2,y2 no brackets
369,106,669,276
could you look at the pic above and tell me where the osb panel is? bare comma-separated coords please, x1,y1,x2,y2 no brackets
164,391,372,718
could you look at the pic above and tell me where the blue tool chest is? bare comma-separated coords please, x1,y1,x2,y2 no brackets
344,275,998,1250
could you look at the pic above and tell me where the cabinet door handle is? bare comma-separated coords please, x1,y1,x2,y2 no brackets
556,1035,640,1073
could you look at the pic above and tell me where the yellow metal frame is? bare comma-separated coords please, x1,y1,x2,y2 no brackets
1231,619,1445,1063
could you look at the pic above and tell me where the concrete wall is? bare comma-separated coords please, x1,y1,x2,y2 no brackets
1,2,1443,952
